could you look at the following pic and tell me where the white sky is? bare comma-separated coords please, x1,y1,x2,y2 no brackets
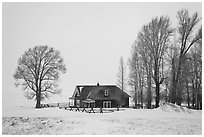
2,2,202,107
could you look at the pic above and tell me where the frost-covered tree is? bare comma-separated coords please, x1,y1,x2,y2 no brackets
14,45,66,108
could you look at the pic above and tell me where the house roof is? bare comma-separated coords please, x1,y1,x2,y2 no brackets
70,85,130,100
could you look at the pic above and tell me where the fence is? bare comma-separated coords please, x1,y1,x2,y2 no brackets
40,102,123,113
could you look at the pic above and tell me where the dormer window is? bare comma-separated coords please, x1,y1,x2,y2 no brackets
104,90,109,96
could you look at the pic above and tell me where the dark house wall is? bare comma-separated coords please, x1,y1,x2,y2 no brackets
95,98,129,108
95,100,118,108
74,98,129,108
123,97,129,107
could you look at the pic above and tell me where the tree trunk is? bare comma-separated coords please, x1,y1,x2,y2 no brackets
186,81,190,108
134,85,137,109
147,74,152,109
192,82,195,108
141,89,143,109
170,58,176,104
176,81,182,106
140,68,144,109
154,60,160,108
155,82,160,108
35,92,41,108
165,82,168,102
195,80,198,110
175,56,183,106
171,81,176,104
197,82,202,110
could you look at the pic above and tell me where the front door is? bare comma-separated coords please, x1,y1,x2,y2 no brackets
103,101,111,108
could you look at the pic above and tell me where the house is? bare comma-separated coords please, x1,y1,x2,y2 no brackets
69,83,130,108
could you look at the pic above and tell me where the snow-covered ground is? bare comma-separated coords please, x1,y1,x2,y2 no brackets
2,103,202,135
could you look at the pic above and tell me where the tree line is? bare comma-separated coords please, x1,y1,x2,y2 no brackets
117,9,202,109
14,9,201,109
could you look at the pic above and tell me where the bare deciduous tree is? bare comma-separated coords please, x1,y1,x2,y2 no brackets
137,16,173,108
137,40,153,109
128,42,146,108
171,9,201,105
128,9,202,109
117,56,127,92
189,42,202,109
14,45,67,108
128,43,139,108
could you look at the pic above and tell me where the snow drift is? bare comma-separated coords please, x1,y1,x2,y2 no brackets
158,102,193,113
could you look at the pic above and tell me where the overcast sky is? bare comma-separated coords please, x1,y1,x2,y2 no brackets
2,2,202,107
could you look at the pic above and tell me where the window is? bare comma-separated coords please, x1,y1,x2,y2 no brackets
76,100,80,107
104,90,109,96
103,101,111,108
69,100,74,107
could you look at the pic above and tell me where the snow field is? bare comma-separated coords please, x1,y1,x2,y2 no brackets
2,104,202,135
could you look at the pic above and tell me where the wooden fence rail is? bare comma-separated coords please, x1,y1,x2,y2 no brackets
41,102,122,113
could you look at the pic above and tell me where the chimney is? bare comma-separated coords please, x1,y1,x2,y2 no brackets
97,82,100,86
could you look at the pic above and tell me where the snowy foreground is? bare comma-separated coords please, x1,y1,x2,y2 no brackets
2,103,202,135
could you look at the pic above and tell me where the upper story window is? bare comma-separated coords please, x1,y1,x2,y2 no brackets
104,90,109,96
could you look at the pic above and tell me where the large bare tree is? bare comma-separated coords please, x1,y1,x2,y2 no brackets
137,40,153,109
170,9,201,105
137,16,173,108
14,45,66,108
